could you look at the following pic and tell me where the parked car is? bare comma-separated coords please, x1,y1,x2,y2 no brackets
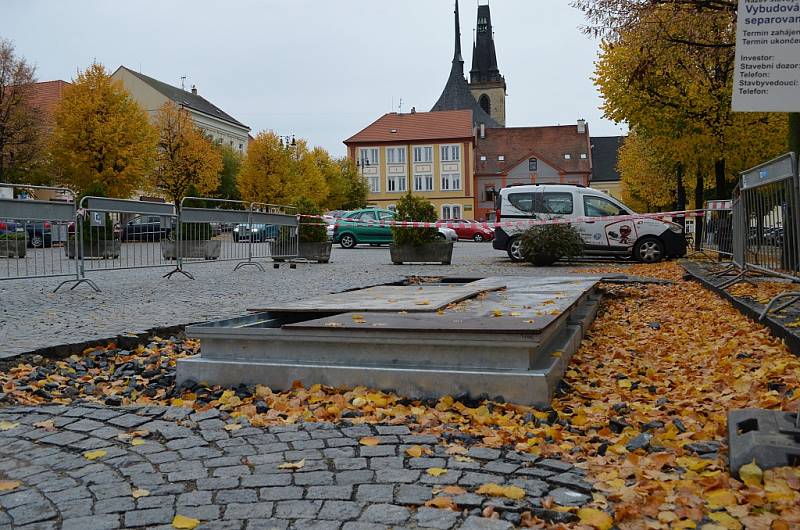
440,219,494,242
121,215,171,241
233,223,279,242
334,208,457,248
0,219,21,236
492,184,686,262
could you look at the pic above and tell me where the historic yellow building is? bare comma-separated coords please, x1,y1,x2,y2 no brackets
344,109,476,220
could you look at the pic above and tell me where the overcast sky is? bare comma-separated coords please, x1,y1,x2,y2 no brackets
3,0,627,156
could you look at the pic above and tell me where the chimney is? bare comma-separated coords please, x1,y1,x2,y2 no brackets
410,107,416,114
191,85,197,95
577,119,587,134
480,123,486,139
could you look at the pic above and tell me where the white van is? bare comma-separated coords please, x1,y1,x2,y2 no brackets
492,184,686,262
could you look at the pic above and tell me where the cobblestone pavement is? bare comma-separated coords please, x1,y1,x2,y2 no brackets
0,243,603,358
0,404,594,529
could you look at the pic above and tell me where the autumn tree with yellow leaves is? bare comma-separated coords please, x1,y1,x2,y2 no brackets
238,132,363,210
50,63,156,198
151,101,222,207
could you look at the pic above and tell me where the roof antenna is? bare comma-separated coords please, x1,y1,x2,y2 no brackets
398,98,403,113
180,76,186,91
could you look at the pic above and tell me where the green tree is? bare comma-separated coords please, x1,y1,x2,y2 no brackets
327,157,368,210
215,144,242,203
50,63,156,198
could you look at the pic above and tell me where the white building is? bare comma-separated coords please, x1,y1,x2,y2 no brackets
111,66,250,153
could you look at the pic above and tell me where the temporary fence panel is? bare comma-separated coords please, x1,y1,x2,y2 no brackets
738,153,800,280
178,198,262,273
732,198,746,269
0,184,77,284
250,204,299,262
700,200,733,259
76,197,178,277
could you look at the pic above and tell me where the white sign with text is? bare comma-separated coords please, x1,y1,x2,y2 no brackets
732,0,800,112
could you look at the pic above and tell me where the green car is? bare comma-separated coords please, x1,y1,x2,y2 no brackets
333,208,396,249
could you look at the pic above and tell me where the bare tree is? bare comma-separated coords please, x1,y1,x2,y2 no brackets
0,38,40,182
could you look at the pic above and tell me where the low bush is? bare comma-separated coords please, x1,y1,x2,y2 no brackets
0,232,25,241
519,223,584,266
293,197,327,243
392,193,438,247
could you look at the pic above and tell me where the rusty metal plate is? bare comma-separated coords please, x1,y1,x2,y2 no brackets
248,285,498,313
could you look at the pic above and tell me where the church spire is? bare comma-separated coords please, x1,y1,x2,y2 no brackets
453,0,463,65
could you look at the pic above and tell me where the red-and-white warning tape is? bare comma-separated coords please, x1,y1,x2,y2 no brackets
299,208,705,229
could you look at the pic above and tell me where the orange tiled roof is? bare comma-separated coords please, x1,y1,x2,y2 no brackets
27,80,71,124
344,110,474,144
476,125,592,176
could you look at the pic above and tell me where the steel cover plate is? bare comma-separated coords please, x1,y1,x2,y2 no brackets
248,285,497,313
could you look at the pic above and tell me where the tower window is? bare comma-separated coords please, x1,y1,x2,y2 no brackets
479,94,491,115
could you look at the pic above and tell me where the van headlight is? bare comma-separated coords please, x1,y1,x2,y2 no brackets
668,222,683,234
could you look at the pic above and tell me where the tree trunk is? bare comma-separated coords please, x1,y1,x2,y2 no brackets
695,163,704,251
714,158,726,200
675,163,686,231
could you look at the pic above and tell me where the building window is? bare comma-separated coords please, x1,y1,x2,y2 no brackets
387,176,407,193
580,153,588,159
564,154,572,160
413,146,433,163
529,158,538,171
359,148,379,167
479,94,491,115
480,155,487,161
441,173,461,191
498,155,505,161
441,145,461,162
485,189,495,202
386,147,406,164
441,204,462,220
414,174,433,192
239,143,243,151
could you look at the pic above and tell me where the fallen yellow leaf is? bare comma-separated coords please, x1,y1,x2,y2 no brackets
0,421,19,431
708,511,743,530
132,488,150,498
83,450,107,460
0,480,21,491
223,423,242,432
278,459,305,470
427,467,448,477
359,436,380,446
705,488,738,509
739,459,763,488
172,514,200,529
405,445,425,457
131,438,146,446
476,483,526,500
577,507,614,530
32,420,56,431
425,496,457,509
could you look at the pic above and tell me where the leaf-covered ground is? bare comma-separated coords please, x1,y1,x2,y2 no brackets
1,261,799,529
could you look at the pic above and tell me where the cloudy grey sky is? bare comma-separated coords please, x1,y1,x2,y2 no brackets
3,0,626,155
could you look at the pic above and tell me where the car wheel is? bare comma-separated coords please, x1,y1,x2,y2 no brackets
473,233,484,242
507,237,524,262
634,237,665,263
29,234,43,248
434,233,446,241
340,233,357,249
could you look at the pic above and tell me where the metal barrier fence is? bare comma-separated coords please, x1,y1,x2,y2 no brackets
0,183,80,289
171,198,298,276
0,187,299,292
699,200,733,259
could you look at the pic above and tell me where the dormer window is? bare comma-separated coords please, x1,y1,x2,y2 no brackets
498,155,505,161
564,154,572,160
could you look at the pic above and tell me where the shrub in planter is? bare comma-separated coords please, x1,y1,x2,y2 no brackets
519,223,584,266
390,193,453,265
66,215,120,259
162,222,221,260
0,233,27,258
291,197,331,263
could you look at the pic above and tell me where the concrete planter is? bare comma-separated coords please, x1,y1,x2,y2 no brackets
65,239,121,259
298,241,332,263
161,240,221,260
390,241,454,265
0,239,26,258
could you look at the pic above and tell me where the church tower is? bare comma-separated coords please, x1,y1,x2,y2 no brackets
469,3,507,127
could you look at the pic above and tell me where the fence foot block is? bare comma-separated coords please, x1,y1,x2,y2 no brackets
164,268,195,280
233,262,265,272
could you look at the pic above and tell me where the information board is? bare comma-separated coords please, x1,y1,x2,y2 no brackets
732,0,800,112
